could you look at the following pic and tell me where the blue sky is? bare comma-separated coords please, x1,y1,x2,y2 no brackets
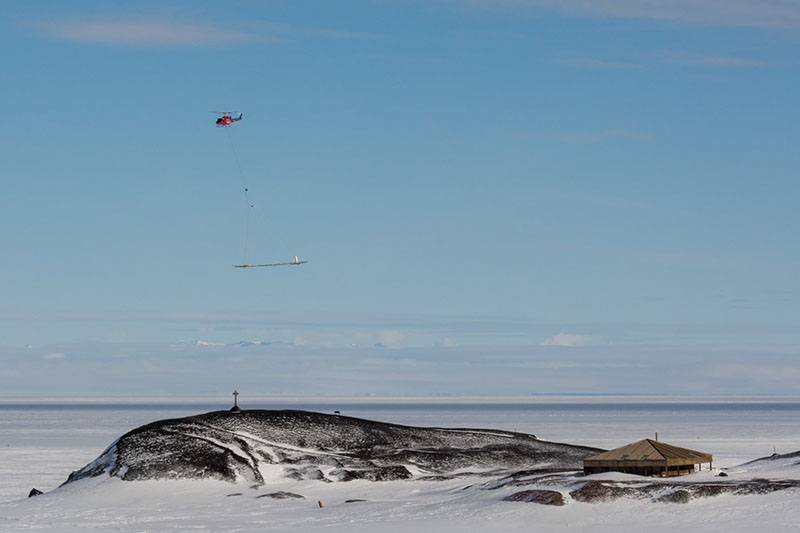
1,1,798,395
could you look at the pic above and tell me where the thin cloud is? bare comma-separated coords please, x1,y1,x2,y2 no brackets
37,19,266,46
556,53,764,70
539,333,590,347
43,352,66,360
378,330,405,347
438,337,459,348
192,340,225,347
480,0,800,30
5,340,800,395
556,57,640,69
553,129,653,143
254,21,382,40
664,51,766,66
36,17,381,47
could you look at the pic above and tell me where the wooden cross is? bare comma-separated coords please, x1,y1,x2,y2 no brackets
233,390,239,408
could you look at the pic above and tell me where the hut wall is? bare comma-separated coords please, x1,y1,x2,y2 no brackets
584,461,702,477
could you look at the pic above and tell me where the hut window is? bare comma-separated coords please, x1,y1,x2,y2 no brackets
640,454,650,460
620,455,629,460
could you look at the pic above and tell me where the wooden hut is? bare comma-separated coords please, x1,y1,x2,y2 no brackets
583,439,712,477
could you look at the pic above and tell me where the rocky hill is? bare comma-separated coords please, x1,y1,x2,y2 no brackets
63,410,600,485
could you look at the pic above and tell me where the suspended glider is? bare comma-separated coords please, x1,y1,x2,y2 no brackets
216,112,243,127
233,256,308,268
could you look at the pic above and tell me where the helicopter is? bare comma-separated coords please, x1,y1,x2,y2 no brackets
215,112,243,127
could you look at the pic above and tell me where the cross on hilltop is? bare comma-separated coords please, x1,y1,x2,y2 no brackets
230,390,242,413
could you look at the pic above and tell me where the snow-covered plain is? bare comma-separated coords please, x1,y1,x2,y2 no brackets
1,398,799,531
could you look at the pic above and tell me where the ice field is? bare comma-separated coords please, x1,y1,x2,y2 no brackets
1,398,799,531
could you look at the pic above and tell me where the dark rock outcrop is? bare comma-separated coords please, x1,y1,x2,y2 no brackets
305,468,327,481
568,478,800,504
503,489,566,506
655,489,692,504
28,488,43,498
257,491,305,500
329,465,412,482
62,409,600,486
569,480,642,503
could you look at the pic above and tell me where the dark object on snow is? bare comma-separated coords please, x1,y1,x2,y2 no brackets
28,488,43,498
503,489,565,506
257,491,305,500
718,472,728,477
345,499,367,503
226,493,243,497
62,409,600,486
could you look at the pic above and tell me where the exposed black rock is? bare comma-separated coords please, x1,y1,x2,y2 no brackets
655,489,692,504
418,474,458,481
257,491,305,500
329,465,412,482
345,499,367,503
569,480,643,503
62,409,600,485
305,468,328,481
690,484,728,498
226,492,243,497
503,489,566,506
567,478,800,504
283,468,305,481
28,488,43,498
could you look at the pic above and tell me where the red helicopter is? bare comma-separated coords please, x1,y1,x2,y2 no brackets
215,112,243,127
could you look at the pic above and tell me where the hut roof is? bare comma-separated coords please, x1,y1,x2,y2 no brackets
584,439,711,464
